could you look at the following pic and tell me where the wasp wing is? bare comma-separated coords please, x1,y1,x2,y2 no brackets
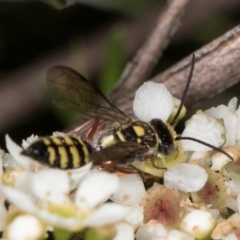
46,66,130,124
90,142,146,164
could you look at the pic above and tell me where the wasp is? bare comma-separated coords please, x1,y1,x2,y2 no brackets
22,54,233,171
44,61,185,155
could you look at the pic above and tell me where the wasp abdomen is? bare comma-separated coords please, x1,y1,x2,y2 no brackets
22,136,92,169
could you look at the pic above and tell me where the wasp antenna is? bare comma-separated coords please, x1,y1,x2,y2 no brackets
170,54,195,126
175,136,234,161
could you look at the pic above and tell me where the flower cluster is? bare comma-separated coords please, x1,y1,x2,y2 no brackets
0,81,240,240
0,136,130,240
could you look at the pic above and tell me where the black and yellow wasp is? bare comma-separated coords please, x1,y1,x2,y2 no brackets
22,54,233,170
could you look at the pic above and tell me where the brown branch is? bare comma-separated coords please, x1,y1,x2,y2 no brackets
110,24,240,119
152,24,240,108
115,0,191,90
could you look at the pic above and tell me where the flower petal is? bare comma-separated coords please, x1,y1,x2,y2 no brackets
30,169,70,204
75,172,119,209
37,209,83,231
180,210,216,239
124,204,144,230
84,203,130,227
133,82,174,122
164,163,208,192
68,163,93,191
135,220,168,240
21,135,39,149
211,150,233,171
181,111,225,151
0,203,6,231
7,215,45,240
5,134,33,169
113,221,135,240
1,150,20,169
167,230,194,240
205,104,238,147
227,97,238,111
0,186,37,213
111,173,146,205
236,105,240,144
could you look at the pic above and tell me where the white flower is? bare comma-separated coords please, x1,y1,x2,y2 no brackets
188,151,210,164
30,169,70,204
236,105,240,144
76,171,120,209
52,131,66,137
181,111,226,151
211,147,237,171
167,230,194,240
211,213,240,240
124,204,144,231
2,81,240,240
223,233,239,240
1,169,130,231
1,149,19,169
180,210,216,239
110,173,146,230
205,98,238,147
135,220,168,240
113,221,135,240
164,163,208,192
133,81,174,122
21,134,39,149
0,203,6,232
5,134,34,170
236,193,240,213
6,215,45,240
111,173,147,205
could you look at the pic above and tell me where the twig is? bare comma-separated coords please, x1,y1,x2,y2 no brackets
110,24,240,119
114,0,191,91
152,24,240,108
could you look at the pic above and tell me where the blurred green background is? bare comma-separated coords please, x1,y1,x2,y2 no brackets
1,0,240,150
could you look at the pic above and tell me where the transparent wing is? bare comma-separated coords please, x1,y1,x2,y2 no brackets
90,142,147,164
46,66,130,124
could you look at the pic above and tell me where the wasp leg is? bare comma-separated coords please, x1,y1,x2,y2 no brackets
68,118,105,142
114,165,139,174
70,118,97,136
98,121,108,132
85,119,108,141
85,118,100,141
97,160,140,174
97,160,119,172
114,165,147,181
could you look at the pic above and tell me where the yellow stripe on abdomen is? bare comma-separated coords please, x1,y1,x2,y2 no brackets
58,146,68,169
47,146,56,166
